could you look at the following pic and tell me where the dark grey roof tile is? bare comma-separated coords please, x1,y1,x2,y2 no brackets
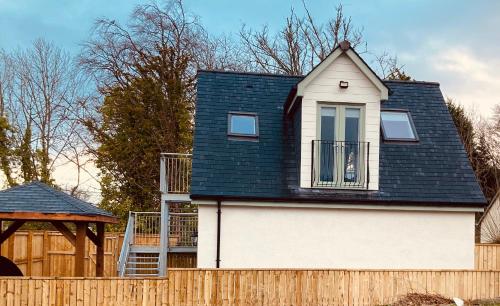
0,181,114,217
191,71,486,206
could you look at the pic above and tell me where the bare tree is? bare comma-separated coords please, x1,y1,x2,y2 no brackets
481,211,500,243
0,51,14,116
239,3,365,75
372,51,412,80
474,118,500,201
196,34,247,71
0,39,88,188
448,99,500,203
79,0,243,214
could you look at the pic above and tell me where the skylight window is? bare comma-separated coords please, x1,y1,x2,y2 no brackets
381,110,418,141
228,112,258,137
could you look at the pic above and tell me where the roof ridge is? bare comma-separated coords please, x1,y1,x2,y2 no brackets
198,69,304,78
33,181,89,212
384,79,440,85
0,183,26,193
34,182,92,214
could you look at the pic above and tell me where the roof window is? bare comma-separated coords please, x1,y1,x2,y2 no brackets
381,110,418,141
228,112,258,138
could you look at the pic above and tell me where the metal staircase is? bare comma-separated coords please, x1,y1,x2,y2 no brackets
124,246,160,277
118,212,162,277
117,153,196,277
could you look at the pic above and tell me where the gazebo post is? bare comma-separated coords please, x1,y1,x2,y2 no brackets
75,222,87,277
0,219,2,256
96,222,105,277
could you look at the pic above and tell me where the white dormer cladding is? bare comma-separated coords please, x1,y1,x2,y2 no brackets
291,42,388,190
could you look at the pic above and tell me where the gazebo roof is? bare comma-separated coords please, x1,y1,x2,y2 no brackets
0,181,117,223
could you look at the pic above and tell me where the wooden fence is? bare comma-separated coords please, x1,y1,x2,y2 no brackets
475,243,500,270
1,231,499,277
0,231,197,277
0,269,499,305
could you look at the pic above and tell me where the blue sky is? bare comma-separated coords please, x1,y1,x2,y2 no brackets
1,0,498,199
1,0,499,117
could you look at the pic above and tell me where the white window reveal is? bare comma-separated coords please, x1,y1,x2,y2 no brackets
314,104,367,189
381,110,418,141
228,112,258,138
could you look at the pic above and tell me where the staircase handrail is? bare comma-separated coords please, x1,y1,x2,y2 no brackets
117,212,135,277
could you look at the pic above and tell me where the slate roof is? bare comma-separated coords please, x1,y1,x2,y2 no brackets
191,70,486,207
0,181,115,218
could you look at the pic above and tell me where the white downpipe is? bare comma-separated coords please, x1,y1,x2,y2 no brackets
117,212,135,277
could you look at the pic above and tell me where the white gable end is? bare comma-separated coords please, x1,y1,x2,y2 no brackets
298,48,383,190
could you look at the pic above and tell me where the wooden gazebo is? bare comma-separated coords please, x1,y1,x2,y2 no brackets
0,181,118,276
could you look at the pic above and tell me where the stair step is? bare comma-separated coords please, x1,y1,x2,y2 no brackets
125,274,160,277
128,253,159,256
125,268,160,271
130,246,160,253
125,268,159,274
126,263,158,266
126,268,159,272
127,256,159,259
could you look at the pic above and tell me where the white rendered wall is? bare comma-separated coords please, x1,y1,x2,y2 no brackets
197,204,476,269
300,53,381,189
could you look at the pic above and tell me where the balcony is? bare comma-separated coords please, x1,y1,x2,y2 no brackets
128,205,198,250
312,140,370,189
159,153,196,252
161,153,192,201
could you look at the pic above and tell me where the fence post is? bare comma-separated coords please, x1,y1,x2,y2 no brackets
0,220,2,256
42,231,49,276
8,234,14,260
27,231,33,275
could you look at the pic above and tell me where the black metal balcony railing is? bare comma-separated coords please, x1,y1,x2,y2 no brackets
311,140,370,189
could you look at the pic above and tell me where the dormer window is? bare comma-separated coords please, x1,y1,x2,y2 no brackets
228,112,258,138
381,110,418,141
313,104,368,188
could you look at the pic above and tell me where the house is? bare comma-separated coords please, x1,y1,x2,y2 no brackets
479,190,500,243
118,41,486,276
190,41,485,269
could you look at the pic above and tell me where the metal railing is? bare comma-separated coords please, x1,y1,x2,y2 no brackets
117,212,135,276
118,203,198,276
169,203,198,248
312,140,370,189
161,153,192,194
132,212,161,246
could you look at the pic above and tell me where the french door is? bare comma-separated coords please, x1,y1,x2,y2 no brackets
317,104,364,187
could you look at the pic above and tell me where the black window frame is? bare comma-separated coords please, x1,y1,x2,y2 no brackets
227,112,259,139
380,109,419,142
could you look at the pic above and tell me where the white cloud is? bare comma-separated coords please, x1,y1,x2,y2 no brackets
394,41,500,117
433,48,499,85
430,48,500,115
52,156,101,204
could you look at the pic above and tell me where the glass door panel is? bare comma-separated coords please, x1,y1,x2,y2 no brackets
320,107,336,182
344,108,360,183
